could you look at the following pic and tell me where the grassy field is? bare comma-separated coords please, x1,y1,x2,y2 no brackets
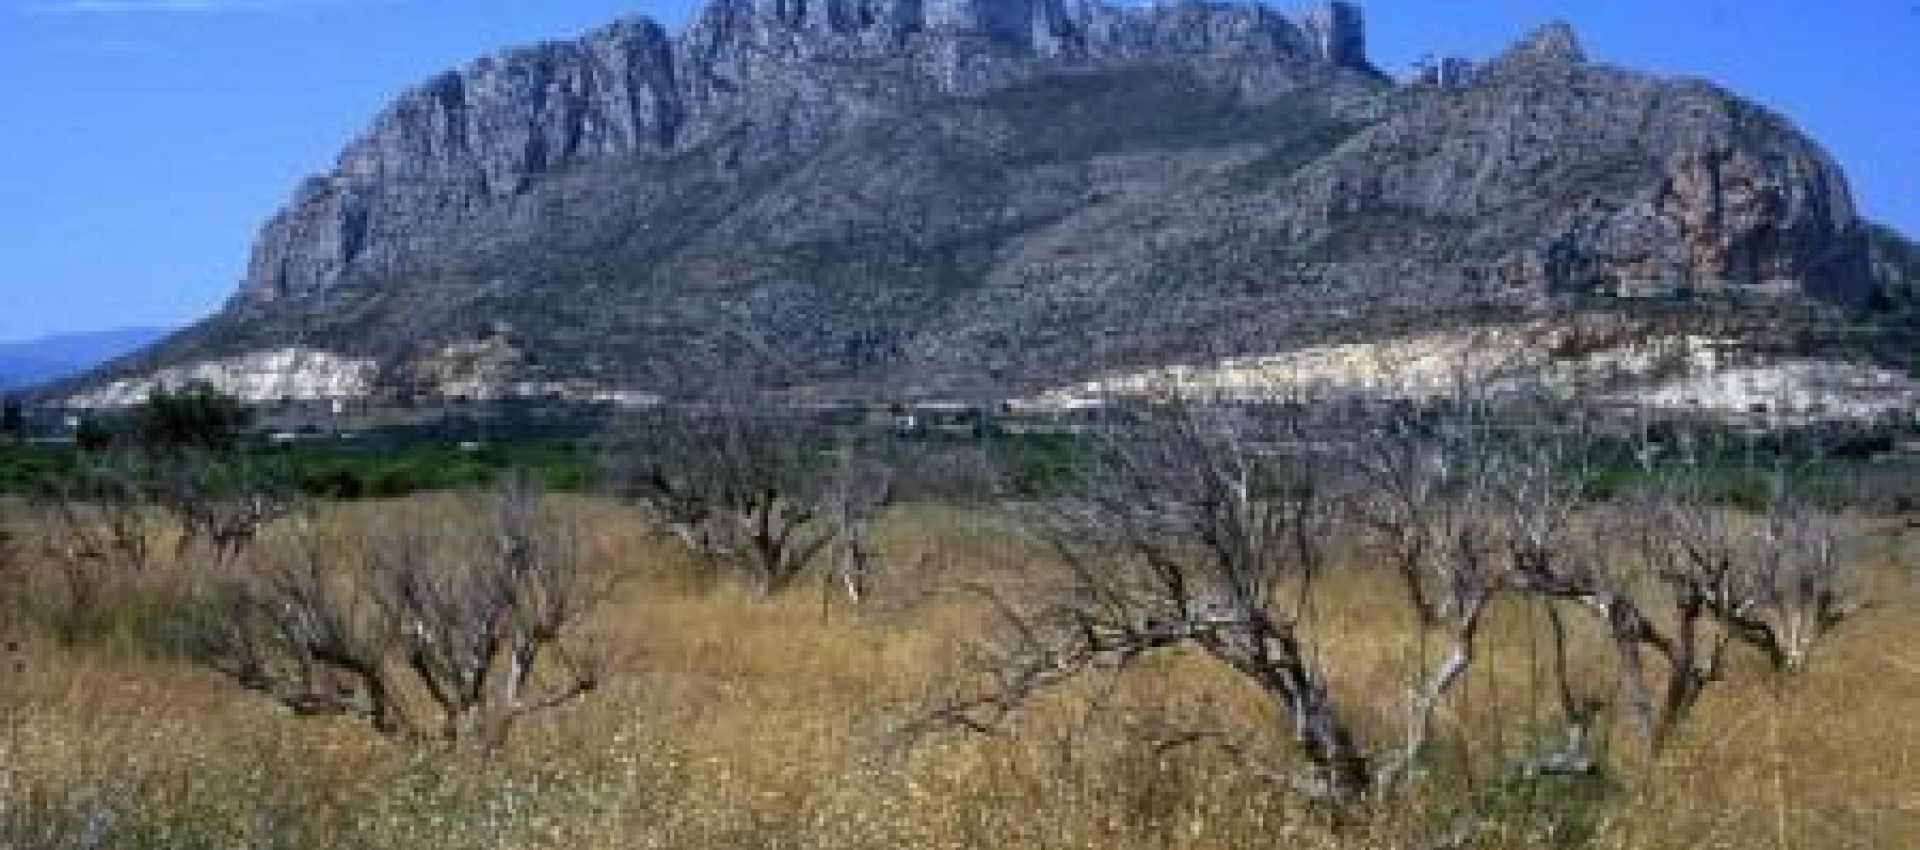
2,498,1917,850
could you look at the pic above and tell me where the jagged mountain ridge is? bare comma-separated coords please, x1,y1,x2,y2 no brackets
111,0,1877,403
240,0,1380,305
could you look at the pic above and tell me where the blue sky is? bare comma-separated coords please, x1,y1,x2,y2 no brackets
0,0,1915,342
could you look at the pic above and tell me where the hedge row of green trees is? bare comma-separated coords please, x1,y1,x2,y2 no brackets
0,384,595,499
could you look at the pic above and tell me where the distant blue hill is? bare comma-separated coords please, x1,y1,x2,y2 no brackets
0,327,170,393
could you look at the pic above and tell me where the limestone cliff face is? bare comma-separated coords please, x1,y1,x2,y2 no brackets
1274,24,1867,303
245,18,684,302
240,0,1376,304
133,2,1881,402
1487,25,1865,303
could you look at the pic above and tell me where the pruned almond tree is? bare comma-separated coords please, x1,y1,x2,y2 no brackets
909,392,1871,812
189,476,607,749
24,454,164,644
22,442,290,644
819,447,895,605
1505,421,1865,754
913,400,1401,801
606,406,893,601
151,449,292,574
1337,395,1514,787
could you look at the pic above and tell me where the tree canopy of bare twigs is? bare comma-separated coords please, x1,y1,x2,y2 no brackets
151,449,293,572
915,400,1387,800
604,407,894,601
14,385,286,642
1503,420,1865,752
820,447,895,605
187,476,608,749
17,445,291,643
910,392,1871,810
22,453,168,644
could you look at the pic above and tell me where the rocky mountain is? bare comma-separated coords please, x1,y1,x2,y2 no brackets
1871,224,1920,304
97,0,1891,405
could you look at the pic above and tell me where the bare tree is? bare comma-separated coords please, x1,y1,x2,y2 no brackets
819,447,895,605
26,455,163,644
1501,416,1865,755
152,450,291,574
1669,470,1859,674
912,391,1871,813
914,400,1395,801
18,438,290,647
607,407,891,600
372,475,602,745
189,476,606,749
192,515,403,735
1337,397,1512,787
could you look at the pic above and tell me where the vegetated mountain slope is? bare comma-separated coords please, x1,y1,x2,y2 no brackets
105,0,1877,403
0,328,169,392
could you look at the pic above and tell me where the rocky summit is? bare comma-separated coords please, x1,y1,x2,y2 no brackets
97,0,1894,404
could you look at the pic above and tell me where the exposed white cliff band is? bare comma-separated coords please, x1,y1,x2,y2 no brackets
1021,323,1920,420
59,344,668,411
63,348,378,409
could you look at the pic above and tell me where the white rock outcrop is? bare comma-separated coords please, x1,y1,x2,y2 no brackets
63,348,378,409
1023,323,1919,421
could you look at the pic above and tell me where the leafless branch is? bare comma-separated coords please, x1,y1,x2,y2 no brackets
186,475,606,749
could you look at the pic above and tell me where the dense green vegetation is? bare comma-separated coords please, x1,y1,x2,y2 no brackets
0,401,1083,502
128,383,252,453
4,380,1915,509
5,420,1916,508
0,438,592,500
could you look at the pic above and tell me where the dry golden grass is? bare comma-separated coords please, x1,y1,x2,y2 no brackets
1,499,1916,849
